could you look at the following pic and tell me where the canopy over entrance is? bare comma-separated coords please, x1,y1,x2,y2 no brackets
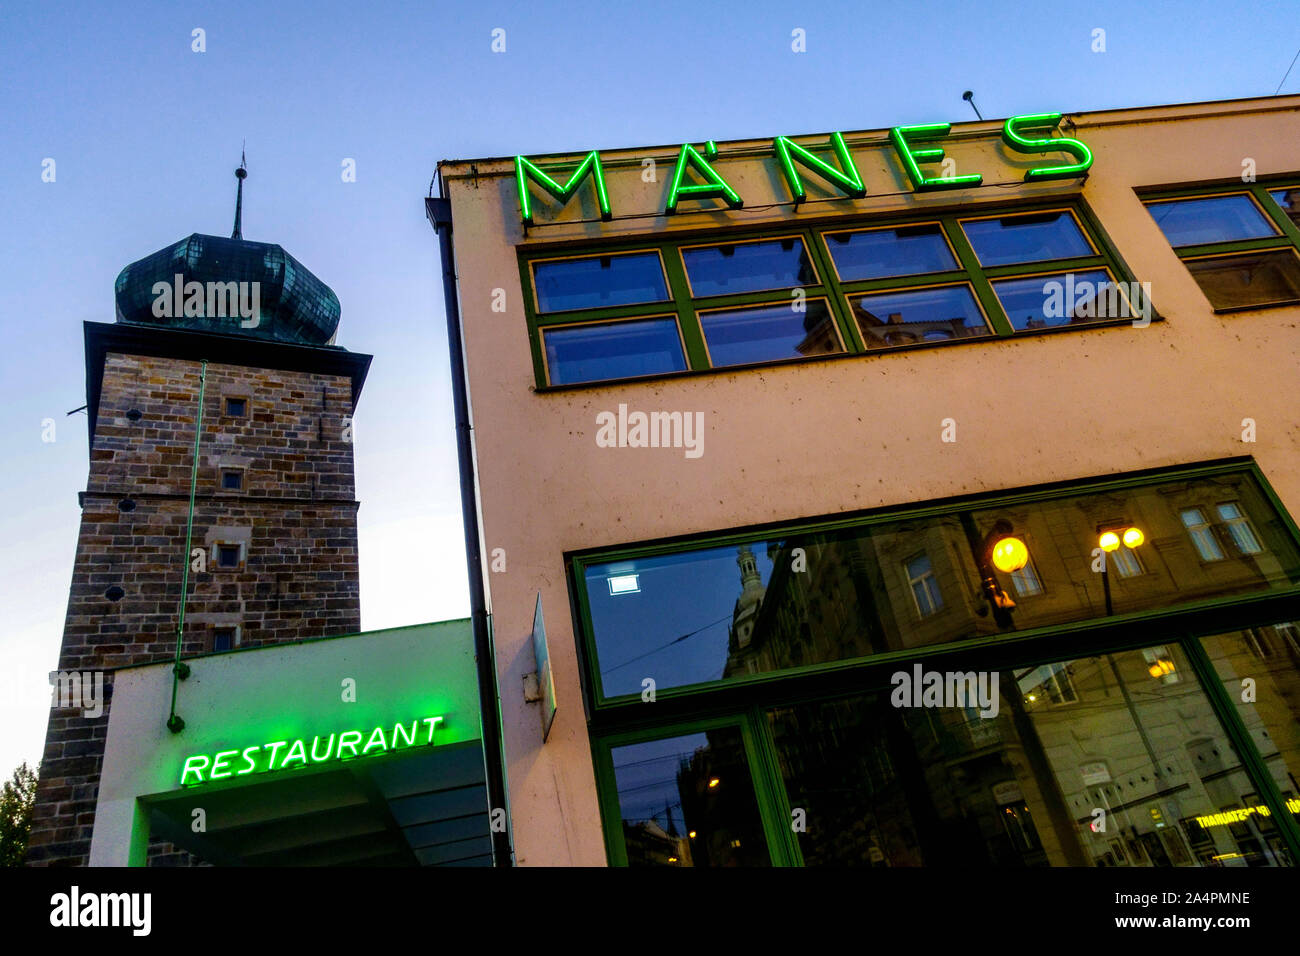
89,620,489,866
147,740,490,866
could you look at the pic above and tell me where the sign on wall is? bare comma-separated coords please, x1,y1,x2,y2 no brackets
516,112,1093,225
532,593,557,742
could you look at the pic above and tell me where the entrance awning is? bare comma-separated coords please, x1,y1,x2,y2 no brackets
89,620,490,866
146,741,491,866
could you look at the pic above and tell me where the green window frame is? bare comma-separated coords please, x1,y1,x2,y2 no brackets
519,198,1150,389
1140,179,1300,313
571,459,1300,866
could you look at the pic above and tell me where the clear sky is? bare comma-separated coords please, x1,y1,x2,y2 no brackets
2,0,1297,778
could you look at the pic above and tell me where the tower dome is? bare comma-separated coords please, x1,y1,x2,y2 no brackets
112,158,342,345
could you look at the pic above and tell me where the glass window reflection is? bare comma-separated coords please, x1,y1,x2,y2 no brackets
850,284,992,349
1268,188,1300,230
543,317,686,385
1182,250,1300,310
768,646,1290,866
1145,195,1279,248
534,252,670,313
699,299,842,367
1199,624,1300,863
682,237,817,297
610,728,769,866
583,471,1300,698
992,270,1132,330
824,223,958,281
962,211,1093,266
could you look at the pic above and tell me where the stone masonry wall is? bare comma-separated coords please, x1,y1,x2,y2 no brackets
28,351,362,865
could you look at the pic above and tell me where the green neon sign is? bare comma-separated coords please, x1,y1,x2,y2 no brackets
665,141,744,214
889,123,983,191
773,132,865,202
179,715,445,786
1001,112,1093,181
515,151,611,227
512,113,1092,223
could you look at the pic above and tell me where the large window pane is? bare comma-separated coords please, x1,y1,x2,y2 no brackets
543,318,686,385
824,223,958,281
582,471,1300,697
610,729,769,866
1145,195,1280,248
992,270,1134,330
699,299,842,367
1182,249,1300,310
682,237,816,297
769,647,1289,866
534,252,669,313
849,284,991,349
1201,622,1300,856
961,211,1093,267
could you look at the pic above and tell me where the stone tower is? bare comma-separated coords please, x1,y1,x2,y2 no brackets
27,165,372,865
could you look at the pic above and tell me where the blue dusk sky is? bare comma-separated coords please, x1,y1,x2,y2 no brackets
1,0,1296,775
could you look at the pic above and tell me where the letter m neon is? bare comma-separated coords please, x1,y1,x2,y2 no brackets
515,151,611,226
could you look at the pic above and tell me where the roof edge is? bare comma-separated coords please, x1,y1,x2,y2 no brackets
82,320,373,453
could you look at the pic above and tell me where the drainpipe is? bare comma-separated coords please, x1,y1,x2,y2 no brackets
426,188,515,867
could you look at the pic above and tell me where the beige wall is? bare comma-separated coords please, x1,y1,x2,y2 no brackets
441,97,1300,865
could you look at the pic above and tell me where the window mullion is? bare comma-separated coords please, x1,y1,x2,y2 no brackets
943,215,1013,336
518,257,550,387
980,256,1108,279
689,288,827,310
742,706,803,866
805,229,864,353
1172,236,1292,259
837,269,972,294
531,302,682,326
661,244,711,369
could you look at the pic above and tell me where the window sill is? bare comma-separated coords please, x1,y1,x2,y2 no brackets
1211,299,1300,315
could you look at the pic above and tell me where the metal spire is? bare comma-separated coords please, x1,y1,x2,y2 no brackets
232,145,247,240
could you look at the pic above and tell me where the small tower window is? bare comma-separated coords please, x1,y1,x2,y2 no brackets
211,626,238,652
220,469,244,491
224,397,248,417
215,543,242,569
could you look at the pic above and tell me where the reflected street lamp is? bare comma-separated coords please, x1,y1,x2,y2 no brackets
1098,526,1144,616
962,517,1022,629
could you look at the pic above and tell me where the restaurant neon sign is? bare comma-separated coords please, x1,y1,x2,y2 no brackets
179,715,445,786
1194,798,1300,829
515,112,1093,223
